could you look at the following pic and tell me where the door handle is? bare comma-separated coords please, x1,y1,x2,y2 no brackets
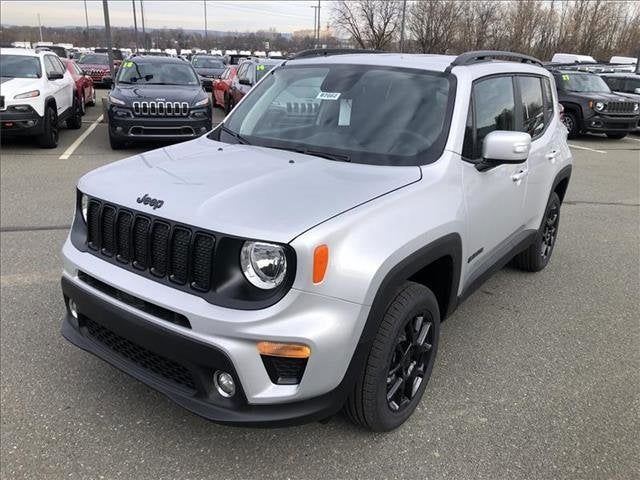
546,150,559,163
511,168,528,183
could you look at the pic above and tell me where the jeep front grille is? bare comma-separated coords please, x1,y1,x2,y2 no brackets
605,101,636,114
132,101,190,116
86,199,215,295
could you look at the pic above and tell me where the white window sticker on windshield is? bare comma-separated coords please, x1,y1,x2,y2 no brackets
317,91,341,100
338,98,352,126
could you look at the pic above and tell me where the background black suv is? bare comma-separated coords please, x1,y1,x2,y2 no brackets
549,69,639,139
107,55,212,149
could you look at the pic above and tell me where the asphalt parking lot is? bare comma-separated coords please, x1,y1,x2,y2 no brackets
1,90,638,479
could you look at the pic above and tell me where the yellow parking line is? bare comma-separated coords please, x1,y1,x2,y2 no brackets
59,114,103,160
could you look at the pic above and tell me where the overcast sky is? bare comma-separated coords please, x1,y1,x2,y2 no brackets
0,1,325,33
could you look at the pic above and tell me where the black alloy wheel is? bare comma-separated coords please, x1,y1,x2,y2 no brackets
386,312,435,412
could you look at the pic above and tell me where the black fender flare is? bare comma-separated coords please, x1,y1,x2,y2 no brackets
359,233,462,345
551,164,572,203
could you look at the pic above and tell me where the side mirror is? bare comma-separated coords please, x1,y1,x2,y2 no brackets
103,76,113,88
477,131,531,172
48,72,64,80
239,78,252,86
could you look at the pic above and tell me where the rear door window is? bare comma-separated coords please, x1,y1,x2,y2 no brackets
517,76,545,138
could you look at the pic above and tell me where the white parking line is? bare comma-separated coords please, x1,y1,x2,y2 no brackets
627,137,640,143
58,114,103,160
568,144,607,154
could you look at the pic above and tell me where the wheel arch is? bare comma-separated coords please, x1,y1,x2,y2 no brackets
552,164,572,204
358,233,462,347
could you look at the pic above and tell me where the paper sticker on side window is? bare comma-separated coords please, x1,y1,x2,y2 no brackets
317,91,341,100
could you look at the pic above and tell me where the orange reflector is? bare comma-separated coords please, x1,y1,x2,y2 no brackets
257,341,311,359
313,244,329,284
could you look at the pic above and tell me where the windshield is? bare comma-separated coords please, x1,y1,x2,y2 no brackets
78,53,109,65
117,60,199,85
193,57,224,68
256,62,278,81
220,65,453,166
0,55,42,78
557,73,610,93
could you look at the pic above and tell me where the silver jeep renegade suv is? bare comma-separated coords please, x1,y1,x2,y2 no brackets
61,50,572,431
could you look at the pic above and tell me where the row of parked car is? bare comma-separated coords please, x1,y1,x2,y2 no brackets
1,46,639,149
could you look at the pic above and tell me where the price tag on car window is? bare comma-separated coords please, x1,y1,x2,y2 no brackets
317,91,341,100
256,64,265,71
562,74,570,81
123,61,134,68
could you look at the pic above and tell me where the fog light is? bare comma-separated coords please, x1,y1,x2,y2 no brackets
69,299,79,319
214,371,236,397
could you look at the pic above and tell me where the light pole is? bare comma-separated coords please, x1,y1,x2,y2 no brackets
84,0,89,31
204,0,208,41
102,0,115,79
310,5,318,47
131,0,139,52
140,0,146,50
399,0,407,53
317,0,321,46
37,13,43,42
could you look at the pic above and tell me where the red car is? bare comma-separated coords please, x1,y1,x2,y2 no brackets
76,52,113,87
62,59,96,115
212,65,237,112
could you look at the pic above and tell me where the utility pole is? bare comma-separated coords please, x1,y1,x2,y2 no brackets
310,6,318,48
102,0,115,78
399,0,407,53
37,13,43,42
131,0,139,53
140,0,146,50
317,0,321,47
84,0,90,31
204,0,208,41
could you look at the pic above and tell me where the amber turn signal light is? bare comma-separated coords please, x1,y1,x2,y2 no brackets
257,341,311,359
313,244,329,284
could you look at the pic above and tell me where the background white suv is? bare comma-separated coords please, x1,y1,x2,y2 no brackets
0,47,81,147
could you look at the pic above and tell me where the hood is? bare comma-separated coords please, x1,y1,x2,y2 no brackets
0,77,42,98
113,84,204,104
588,91,636,102
195,67,225,77
78,136,421,243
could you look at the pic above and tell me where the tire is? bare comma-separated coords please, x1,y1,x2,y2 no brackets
79,93,86,116
511,191,561,272
109,129,125,150
67,97,82,129
561,111,580,138
37,105,59,148
345,282,440,432
87,88,96,106
606,132,627,139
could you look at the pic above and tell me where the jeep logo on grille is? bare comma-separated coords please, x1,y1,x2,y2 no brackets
136,194,164,210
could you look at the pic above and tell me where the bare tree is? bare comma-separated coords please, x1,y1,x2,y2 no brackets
332,0,402,50
408,0,462,53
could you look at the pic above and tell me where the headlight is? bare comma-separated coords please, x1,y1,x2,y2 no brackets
14,90,40,99
594,101,605,112
240,241,287,289
193,97,209,107
80,193,89,223
108,94,126,106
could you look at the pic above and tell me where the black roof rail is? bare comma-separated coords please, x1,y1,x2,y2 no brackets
288,48,380,60
446,50,543,72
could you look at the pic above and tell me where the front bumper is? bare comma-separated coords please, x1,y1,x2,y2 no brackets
0,107,43,137
583,113,639,133
60,238,370,425
108,111,212,142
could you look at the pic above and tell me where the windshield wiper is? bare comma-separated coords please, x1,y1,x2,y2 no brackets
220,125,251,145
273,145,351,162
